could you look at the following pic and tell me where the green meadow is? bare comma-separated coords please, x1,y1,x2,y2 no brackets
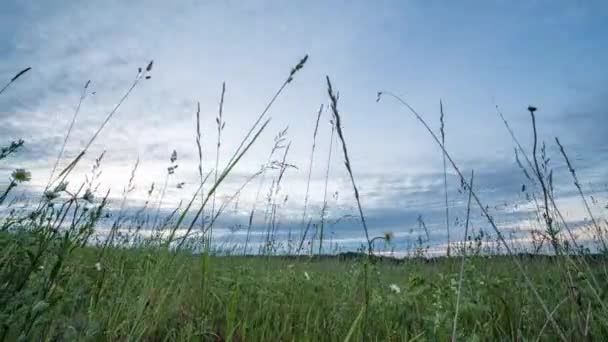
1,58,608,341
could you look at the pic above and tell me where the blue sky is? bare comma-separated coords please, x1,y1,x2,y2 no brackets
1,1,607,253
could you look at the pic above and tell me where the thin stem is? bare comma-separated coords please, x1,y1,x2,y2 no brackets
452,170,474,341
54,63,152,185
210,82,226,247
302,104,323,253
555,137,607,252
195,102,205,233
0,67,31,96
45,80,90,192
440,100,451,257
319,117,336,255
378,91,567,341
327,76,372,254
529,108,559,254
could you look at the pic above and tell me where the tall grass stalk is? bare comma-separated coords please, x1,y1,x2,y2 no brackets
327,76,372,336
244,127,289,254
210,82,226,247
265,141,293,254
54,61,153,185
195,102,205,233
326,76,372,253
377,91,568,341
45,80,91,193
0,139,24,162
319,114,336,255
555,137,607,252
153,152,177,230
224,55,308,169
440,100,451,257
175,118,271,250
206,169,263,236
528,106,559,254
0,67,31,96
300,104,322,253
497,106,589,250
452,170,474,341
500,107,606,311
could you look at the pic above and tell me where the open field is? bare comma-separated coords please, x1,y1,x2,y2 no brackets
1,26,608,340
2,231,608,341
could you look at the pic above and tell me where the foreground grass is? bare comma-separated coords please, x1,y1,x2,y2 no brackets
2,233,608,341
3,57,608,340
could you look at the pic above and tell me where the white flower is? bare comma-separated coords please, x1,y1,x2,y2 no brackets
389,284,401,294
304,271,310,281
95,262,102,272
38,265,44,271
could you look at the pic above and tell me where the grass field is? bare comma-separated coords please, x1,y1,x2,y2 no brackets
2,231,608,341
2,58,608,341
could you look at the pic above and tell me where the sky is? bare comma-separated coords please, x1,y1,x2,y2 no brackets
1,0,607,254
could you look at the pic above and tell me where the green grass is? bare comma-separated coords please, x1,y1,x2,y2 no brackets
2,58,608,341
2,232,607,341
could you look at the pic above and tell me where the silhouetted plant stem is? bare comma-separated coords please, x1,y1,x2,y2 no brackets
301,104,322,253
319,114,336,255
225,55,308,168
529,106,560,254
555,137,608,252
326,76,372,254
378,91,567,341
452,170,474,341
195,102,206,233
440,100,451,257
0,67,31,96
45,80,91,193
54,61,153,185
210,82,226,247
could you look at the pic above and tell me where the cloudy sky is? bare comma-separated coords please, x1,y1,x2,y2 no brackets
1,1,607,253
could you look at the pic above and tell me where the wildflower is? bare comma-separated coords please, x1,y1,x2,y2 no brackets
38,265,44,271
170,150,177,163
11,168,31,183
95,262,102,272
304,271,310,281
389,284,401,294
